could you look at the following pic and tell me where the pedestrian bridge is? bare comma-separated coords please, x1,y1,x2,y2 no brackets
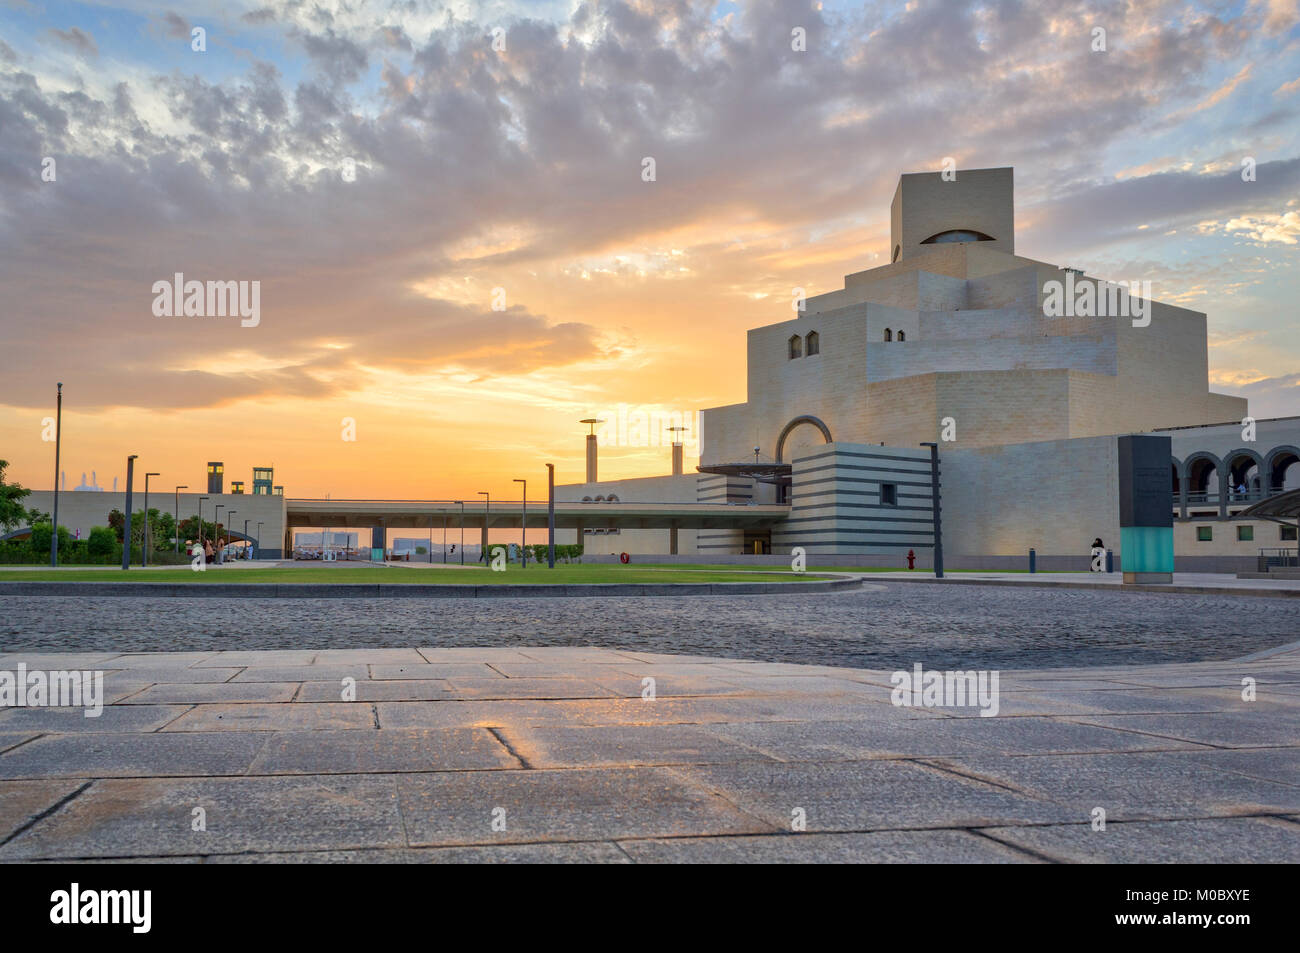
284,499,791,548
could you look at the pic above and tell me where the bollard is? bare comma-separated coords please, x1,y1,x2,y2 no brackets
1106,549,1114,573
1029,548,1036,574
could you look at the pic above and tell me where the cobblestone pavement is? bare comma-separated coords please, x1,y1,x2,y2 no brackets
0,581,1291,668
1,643,1297,862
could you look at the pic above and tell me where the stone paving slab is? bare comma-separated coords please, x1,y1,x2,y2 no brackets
296,678,456,703
0,775,407,860
442,677,621,700
923,751,1300,820
1063,711,1300,748
162,703,376,732
618,829,1034,863
0,732,270,780
230,665,374,683
0,779,86,840
979,817,1300,863
122,681,301,705
248,728,518,775
0,705,189,733
0,645,1296,862
395,767,773,846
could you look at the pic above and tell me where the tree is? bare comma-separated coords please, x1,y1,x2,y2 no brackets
87,526,116,557
0,460,33,532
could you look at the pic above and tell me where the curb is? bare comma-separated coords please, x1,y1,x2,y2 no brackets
871,576,1300,599
0,576,862,599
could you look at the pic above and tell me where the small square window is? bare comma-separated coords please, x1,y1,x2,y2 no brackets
1282,525,1298,541
1237,525,1254,542
1196,526,1213,542
880,483,898,506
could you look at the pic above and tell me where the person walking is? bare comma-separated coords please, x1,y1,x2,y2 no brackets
204,539,214,564
1090,537,1105,572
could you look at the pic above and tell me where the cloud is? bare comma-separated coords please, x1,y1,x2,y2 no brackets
47,27,97,58
2,0,1298,423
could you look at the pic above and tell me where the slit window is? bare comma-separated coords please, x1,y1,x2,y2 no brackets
880,483,898,506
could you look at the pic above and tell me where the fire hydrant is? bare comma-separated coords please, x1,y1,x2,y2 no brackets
907,549,916,570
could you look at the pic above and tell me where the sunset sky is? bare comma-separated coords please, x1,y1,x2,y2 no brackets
1,0,1297,501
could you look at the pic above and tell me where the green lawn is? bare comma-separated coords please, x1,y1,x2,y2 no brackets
0,564,825,585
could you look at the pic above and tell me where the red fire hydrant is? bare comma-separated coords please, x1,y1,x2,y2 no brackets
907,549,916,570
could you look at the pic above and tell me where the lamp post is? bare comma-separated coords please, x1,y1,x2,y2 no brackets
513,478,527,567
256,521,263,560
198,496,209,558
122,454,138,570
546,463,555,569
920,442,943,579
50,382,62,567
142,472,160,568
457,501,464,565
227,510,237,564
243,519,250,559
174,485,188,554
214,504,224,565
478,491,489,563
442,512,447,564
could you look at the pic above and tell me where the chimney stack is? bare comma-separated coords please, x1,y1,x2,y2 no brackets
667,426,688,476
580,419,604,483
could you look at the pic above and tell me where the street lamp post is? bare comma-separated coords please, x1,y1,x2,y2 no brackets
227,511,237,564
198,496,209,559
478,491,489,563
256,522,263,560
546,463,555,569
142,472,160,568
50,382,62,567
174,485,188,554
122,455,138,570
920,442,943,579
243,519,250,559
457,501,464,565
513,478,527,567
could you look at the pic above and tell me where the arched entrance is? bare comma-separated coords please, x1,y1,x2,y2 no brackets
775,415,833,463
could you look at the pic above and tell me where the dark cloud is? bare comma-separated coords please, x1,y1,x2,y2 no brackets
48,27,97,57
158,11,190,40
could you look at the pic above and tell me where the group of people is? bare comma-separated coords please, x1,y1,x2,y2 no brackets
193,537,251,564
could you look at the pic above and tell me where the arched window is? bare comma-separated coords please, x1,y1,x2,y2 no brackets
594,495,605,502
897,330,906,342
920,229,995,245
883,328,892,342
788,334,802,359
805,331,819,356
606,494,619,503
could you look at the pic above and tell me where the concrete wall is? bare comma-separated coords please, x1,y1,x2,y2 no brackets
555,473,702,555
23,490,288,558
890,166,1015,260
940,435,1121,558
775,443,935,556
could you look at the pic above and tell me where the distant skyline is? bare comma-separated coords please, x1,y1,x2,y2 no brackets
2,0,1297,498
